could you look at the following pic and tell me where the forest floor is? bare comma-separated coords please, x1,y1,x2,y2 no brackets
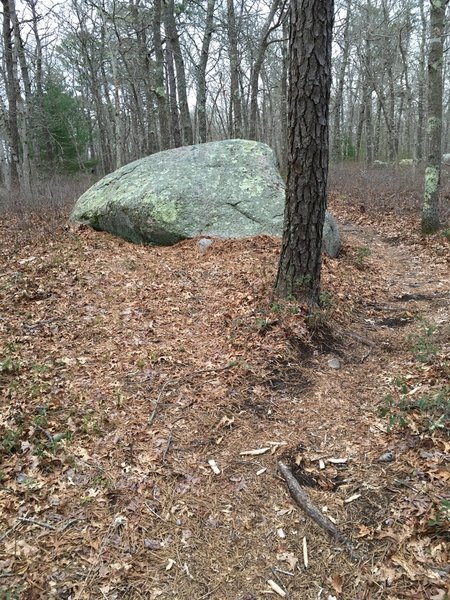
0,180,449,600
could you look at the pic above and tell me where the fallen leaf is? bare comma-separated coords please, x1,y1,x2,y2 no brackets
355,524,372,538
166,559,176,571
277,552,298,571
330,573,343,594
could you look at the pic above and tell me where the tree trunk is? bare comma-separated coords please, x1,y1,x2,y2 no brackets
275,0,334,304
153,0,170,150
227,0,242,138
166,39,182,148
1,0,20,186
416,1,427,163
279,14,288,174
356,90,365,160
11,0,32,195
331,0,350,161
164,0,193,146
248,0,281,140
398,16,412,158
196,0,215,143
422,0,448,233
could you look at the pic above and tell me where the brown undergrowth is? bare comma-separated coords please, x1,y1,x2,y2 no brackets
0,178,449,599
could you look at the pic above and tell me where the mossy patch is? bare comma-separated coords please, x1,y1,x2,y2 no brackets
70,139,339,255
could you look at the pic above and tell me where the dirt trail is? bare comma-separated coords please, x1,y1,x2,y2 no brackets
314,220,449,458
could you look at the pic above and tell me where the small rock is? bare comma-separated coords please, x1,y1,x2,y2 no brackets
378,451,395,463
198,238,213,252
328,358,341,370
144,539,162,550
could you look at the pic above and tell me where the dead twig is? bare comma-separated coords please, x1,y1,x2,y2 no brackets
18,517,57,531
144,501,166,521
341,330,375,347
22,317,61,330
277,461,362,562
0,521,21,543
361,347,373,362
162,432,173,462
148,380,169,425
35,425,54,443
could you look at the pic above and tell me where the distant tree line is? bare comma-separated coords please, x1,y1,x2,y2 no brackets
0,0,449,196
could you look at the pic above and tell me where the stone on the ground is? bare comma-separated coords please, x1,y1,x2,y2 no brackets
442,153,450,165
322,212,340,258
378,451,395,463
198,238,214,252
399,159,414,167
71,139,340,256
327,357,341,370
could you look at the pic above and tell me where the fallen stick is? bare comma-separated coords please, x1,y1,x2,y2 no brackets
277,461,362,562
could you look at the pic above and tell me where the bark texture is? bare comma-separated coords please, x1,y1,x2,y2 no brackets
196,0,215,143
1,0,20,186
275,0,334,304
153,0,170,150
227,0,242,138
422,0,448,234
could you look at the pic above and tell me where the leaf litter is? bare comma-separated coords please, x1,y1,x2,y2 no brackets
0,194,449,599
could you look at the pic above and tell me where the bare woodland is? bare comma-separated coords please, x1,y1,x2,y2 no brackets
0,0,449,189
1,2,450,599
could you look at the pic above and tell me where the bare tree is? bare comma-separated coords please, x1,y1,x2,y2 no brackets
196,0,216,144
1,0,20,187
422,0,449,233
227,0,242,137
248,0,284,140
164,0,193,146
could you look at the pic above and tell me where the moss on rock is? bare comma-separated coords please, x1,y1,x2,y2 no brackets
70,139,340,255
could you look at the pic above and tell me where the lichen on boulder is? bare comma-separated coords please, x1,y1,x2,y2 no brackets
71,139,340,256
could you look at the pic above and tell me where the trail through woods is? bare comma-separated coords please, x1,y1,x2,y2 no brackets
0,197,449,599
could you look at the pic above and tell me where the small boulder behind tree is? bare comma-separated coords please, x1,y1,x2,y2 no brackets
71,139,340,257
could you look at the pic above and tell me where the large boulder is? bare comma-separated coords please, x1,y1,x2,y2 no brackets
71,139,340,256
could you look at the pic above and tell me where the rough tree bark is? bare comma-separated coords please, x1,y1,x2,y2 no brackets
164,0,193,146
331,0,350,162
227,0,242,138
196,0,215,144
422,0,448,234
416,1,427,162
274,0,334,304
279,14,288,174
165,35,182,148
153,0,170,150
10,0,32,194
1,0,21,187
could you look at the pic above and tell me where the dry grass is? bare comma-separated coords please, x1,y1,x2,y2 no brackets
330,162,450,222
0,173,97,248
